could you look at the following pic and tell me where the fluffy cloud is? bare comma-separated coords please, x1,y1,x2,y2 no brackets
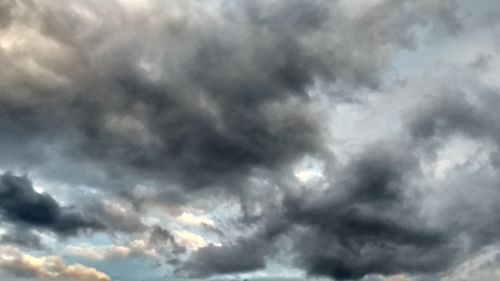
172,230,208,251
0,245,111,281
177,212,215,227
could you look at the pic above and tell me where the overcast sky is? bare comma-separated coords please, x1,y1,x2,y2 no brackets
1,0,500,281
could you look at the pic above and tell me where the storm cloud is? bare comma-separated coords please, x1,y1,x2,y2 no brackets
1,0,500,281
282,146,456,280
0,0,461,192
0,173,103,236
175,238,267,278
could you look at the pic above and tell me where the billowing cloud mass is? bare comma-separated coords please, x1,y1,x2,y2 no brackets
1,0,500,280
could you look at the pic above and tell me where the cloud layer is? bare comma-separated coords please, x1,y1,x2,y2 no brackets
1,0,500,281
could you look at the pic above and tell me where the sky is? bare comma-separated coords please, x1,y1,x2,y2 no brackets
1,0,500,281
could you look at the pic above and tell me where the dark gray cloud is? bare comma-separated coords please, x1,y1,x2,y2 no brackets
268,72,500,280
409,87,500,146
175,238,267,278
82,198,146,234
0,0,327,191
180,125,500,280
0,0,462,194
150,225,185,256
172,144,459,280
0,172,151,238
405,75,500,246
0,173,104,236
278,145,458,280
1,0,499,281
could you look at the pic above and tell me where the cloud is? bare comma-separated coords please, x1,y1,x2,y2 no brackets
408,83,500,151
442,247,500,281
265,61,500,280
0,172,151,240
173,230,207,251
1,0,500,281
0,173,104,236
276,145,457,280
177,212,215,227
175,238,267,278
0,245,111,281
66,225,181,262
66,241,155,261
385,276,412,281
0,226,44,250
0,0,461,195
83,199,146,234
0,0,15,29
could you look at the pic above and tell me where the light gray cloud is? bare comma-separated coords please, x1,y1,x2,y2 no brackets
0,226,44,250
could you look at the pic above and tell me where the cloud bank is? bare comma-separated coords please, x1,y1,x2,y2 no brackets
1,0,500,281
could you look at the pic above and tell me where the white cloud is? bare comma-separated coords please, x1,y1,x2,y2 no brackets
177,212,215,227
173,230,207,250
